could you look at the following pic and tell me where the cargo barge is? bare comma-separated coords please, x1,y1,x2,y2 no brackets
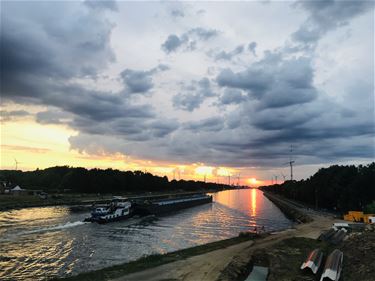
133,193,213,215
84,196,134,223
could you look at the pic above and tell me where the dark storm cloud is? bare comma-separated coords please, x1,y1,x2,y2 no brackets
1,0,373,169
219,89,246,105
1,1,178,144
250,104,320,131
1,1,115,87
217,55,317,108
161,27,219,53
84,0,118,11
292,0,374,45
36,110,72,125
0,110,31,122
248,42,257,56
149,119,179,138
217,69,271,98
121,69,154,94
171,9,184,18
184,117,224,132
162,35,184,53
172,78,215,111
120,64,168,95
189,27,218,40
214,45,244,61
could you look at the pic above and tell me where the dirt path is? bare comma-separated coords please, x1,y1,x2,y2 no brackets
111,199,339,281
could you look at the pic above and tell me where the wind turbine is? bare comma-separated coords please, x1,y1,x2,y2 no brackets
273,175,278,184
283,145,295,181
280,172,287,182
14,158,20,170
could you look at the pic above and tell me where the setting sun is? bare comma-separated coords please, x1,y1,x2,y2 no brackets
195,166,214,177
248,178,258,186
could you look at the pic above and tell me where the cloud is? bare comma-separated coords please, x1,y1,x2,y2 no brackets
219,88,247,105
217,55,317,109
1,1,116,94
120,64,168,95
161,27,219,53
121,69,154,94
1,1,373,173
214,45,244,61
36,110,72,125
0,110,31,122
248,42,257,56
1,2,178,144
292,0,374,45
173,78,216,111
217,68,271,99
189,27,218,40
184,117,224,132
162,35,184,53
84,0,118,11
1,145,51,154
171,9,184,18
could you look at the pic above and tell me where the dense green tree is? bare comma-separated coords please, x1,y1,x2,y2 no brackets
260,163,375,213
0,166,227,194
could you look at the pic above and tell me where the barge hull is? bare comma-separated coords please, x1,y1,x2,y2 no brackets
135,196,212,215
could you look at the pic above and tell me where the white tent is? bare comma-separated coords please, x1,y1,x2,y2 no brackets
12,185,23,191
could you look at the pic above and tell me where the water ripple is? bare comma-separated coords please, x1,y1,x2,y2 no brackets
0,189,292,281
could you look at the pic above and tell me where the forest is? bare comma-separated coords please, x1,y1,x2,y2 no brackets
260,163,375,213
0,166,228,194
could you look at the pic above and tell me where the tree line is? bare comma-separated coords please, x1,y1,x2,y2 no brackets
260,163,375,213
0,166,229,194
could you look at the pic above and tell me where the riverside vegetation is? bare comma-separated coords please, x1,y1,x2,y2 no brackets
260,162,375,213
0,166,230,193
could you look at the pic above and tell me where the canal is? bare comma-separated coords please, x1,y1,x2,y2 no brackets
0,189,292,280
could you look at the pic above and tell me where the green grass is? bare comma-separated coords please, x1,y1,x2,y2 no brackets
51,233,258,281
0,194,100,211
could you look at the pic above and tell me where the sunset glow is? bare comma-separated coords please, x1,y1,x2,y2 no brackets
248,178,260,186
1,121,257,183
194,166,214,177
1,0,373,185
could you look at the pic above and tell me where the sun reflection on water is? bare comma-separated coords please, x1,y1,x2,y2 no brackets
251,188,257,217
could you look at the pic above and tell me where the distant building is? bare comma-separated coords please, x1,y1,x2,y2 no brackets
344,211,375,224
10,185,27,196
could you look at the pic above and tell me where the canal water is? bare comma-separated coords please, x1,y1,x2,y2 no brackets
0,189,292,280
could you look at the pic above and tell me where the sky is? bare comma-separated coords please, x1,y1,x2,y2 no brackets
1,0,374,185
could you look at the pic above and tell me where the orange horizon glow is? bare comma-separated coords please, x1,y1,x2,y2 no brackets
1,118,263,185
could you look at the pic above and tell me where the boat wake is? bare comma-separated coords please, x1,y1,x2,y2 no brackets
22,221,89,234
0,221,89,242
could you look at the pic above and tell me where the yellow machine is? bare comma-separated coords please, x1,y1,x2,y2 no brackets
344,211,375,223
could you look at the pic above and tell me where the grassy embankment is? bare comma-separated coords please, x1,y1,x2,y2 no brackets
51,233,259,281
0,194,112,211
